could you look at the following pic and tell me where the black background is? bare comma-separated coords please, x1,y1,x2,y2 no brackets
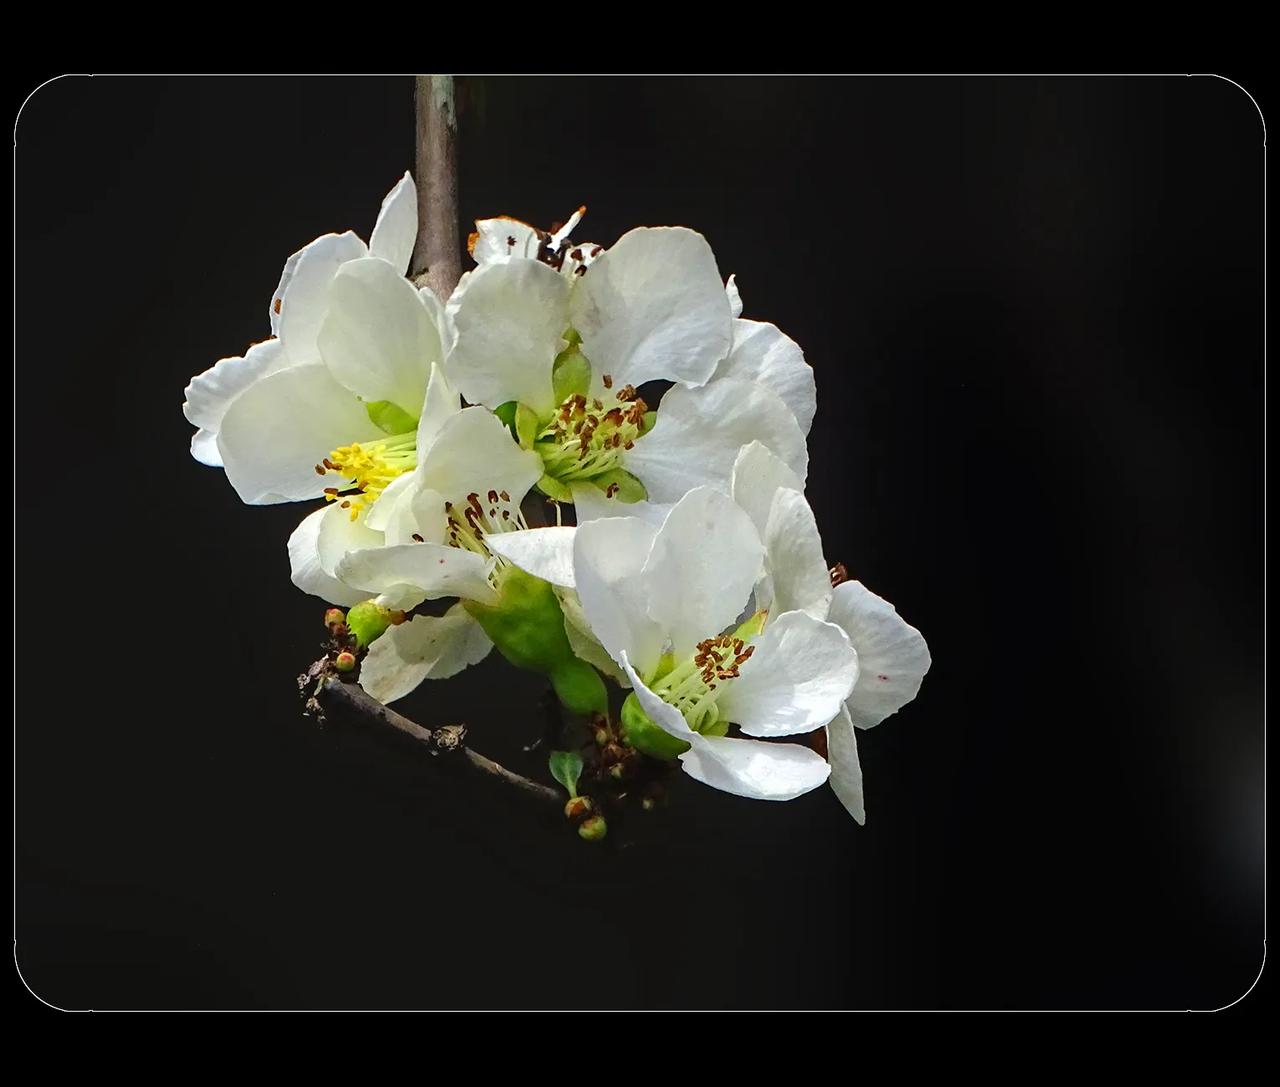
14,76,1265,1010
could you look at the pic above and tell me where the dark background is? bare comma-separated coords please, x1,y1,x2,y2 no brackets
14,76,1265,1010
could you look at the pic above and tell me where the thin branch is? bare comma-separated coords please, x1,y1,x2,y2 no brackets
303,670,562,810
411,75,462,301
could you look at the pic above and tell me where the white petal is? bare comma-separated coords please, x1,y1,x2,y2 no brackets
445,259,565,416
316,501,384,576
719,611,858,737
275,231,369,363
183,338,290,433
416,361,460,455
761,488,831,620
678,733,831,801
468,216,544,264
573,517,663,676
726,274,743,318
716,319,817,435
730,440,806,537
190,429,222,466
336,542,498,605
216,363,384,504
571,226,732,392
826,705,866,824
416,406,542,507
570,483,671,527
287,508,370,607
556,586,629,686
368,171,417,275
641,487,763,659
485,526,577,587
620,655,695,739
318,256,443,415
828,581,931,729
358,605,493,703
624,379,808,503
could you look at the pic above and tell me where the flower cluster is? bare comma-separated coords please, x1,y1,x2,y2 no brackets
183,175,930,825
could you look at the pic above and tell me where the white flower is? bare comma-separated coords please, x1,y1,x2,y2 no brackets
446,215,812,506
729,441,931,823
499,485,859,802
289,381,551,703
182,173,452,509
506,440,931,820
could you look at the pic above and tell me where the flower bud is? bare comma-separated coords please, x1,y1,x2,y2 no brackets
564,795,593,820
324,607,346,628
334,650,357,673
577,815,607,842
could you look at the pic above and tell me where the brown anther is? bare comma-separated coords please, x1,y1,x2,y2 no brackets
499,490,510,502
602,374,613,389
829,562,850,587
501,510,510,520
340,500,351,509
411,533,424,543
487,489,498,503
314,464,326,476
273,298,282,315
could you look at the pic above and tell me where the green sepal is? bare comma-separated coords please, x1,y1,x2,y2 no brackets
346,600,394,648
590,468,646,504
494,401,519,432
641,410,657,434
648,650,676,685
732,610,768,642
364,400,418,436
620,693,691,760
552,346,591,402
536,473,574,503
548,750,584,797
462,567,607,715
515,403,541,449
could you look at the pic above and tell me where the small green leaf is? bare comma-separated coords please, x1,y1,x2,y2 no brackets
364,400,418,435
515,403,541,448
537,473,573,503
552,346,591,402
549,750,584,797
590,468,647,504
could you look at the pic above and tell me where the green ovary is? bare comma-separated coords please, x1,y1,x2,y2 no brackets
462,566,607,716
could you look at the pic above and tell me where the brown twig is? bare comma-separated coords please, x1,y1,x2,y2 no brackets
303,669,561,810
411,75,462,301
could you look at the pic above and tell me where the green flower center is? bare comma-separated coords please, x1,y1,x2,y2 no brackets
648,632,757,736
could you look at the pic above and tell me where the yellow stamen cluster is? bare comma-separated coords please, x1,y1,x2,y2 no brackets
315,432,415,521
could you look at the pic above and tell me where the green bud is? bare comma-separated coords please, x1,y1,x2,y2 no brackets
551,658,609,717
577,815,608,842
564,795,593,820
641,796,657,812
552,345,591,402
620,693,691,760
364,399,418,435
346,601,393,647
334,650,357,673
324,607,347,629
